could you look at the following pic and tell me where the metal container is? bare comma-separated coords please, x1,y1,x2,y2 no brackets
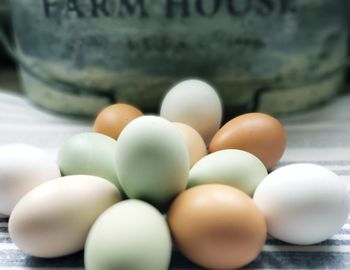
0,1,6,22
0,0,9,62
8,0,349,116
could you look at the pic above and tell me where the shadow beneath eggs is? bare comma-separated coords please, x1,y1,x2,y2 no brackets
23,251,84,268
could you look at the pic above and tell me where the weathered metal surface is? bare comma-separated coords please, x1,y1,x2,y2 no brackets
8,0,350,115
0,1,9,62
0,1,8,22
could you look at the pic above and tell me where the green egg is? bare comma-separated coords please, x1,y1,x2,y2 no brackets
188,149,268,195
116,116,189,209
85,200,172,270
58,132,124,194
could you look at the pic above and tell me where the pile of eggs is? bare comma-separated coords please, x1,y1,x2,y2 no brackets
1,79,349,270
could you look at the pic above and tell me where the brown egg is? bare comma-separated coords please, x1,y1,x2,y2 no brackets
173,122,207,168
209,113,286,170
93,104,143,139
168,184,267,270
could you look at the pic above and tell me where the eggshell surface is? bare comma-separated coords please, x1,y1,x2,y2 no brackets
174,122,207,167
0,144,60,216
9,175,121,258
93,103,143,139
188,150,267,195
58,132,123,192
253,164,350,245
160,79,222,144
209,113,286,170
116,116,189,208
85,200,172,270
168,184,267,270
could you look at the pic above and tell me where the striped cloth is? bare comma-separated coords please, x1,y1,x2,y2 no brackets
0,90,350,269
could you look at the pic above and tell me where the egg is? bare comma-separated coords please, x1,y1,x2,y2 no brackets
188,150,267,195
0,144,60,216
168,184,267,270
58,132,123,193
9,175,121,258
253,164,350,245
160,79,223,144
85,200,172,270
209,113,286,170
116,116,189,208
173,122,207,168
93,103,143,139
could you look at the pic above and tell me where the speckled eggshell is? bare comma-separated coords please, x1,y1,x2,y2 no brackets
188,150,267,195
93,103,143,139
9,175,121,258
209,113,286,170
0,144,61,216
160,79,223,144
58,132,123,193
116,116,189,208
85,200,172,270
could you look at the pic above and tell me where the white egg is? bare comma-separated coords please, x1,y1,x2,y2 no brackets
160,79,222,144
0,144,61,216
253,164,350,245
9,175,121,258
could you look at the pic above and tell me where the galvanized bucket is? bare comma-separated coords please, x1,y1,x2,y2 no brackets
0,1,7,22
0,0,9,61
7,0,350,116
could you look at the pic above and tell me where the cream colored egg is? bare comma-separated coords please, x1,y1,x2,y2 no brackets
174,122,207,167
0,144,61,216
160,79,223,144
9,175,121,258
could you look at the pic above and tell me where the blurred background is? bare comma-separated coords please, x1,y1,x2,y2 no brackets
0,0,19,90
1,3,350,270
0,0,349,117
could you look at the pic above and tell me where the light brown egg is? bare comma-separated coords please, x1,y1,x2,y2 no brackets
173,122,207,168
168,184,267,270
209,113,286,170
93,103,143,139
